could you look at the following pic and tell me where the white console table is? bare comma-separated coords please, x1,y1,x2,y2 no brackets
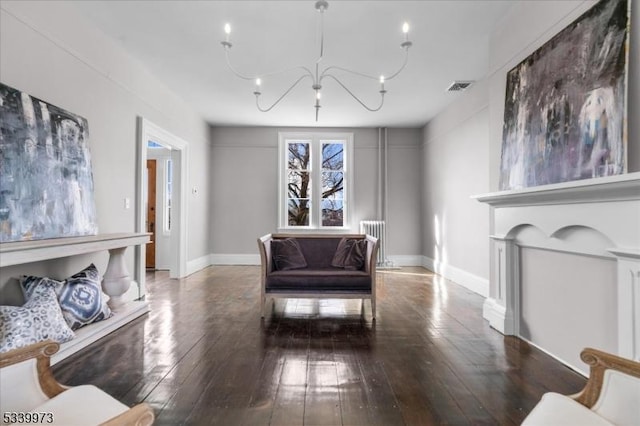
0,233,151,364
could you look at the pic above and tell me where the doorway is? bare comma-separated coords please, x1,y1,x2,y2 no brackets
136,118,189,298
146,159,157,269
145,143,174,271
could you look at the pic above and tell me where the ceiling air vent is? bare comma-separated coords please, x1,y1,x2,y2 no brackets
446,81,474,92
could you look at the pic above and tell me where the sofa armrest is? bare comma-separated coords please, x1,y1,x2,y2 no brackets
572,347,640,408
364,235,379,275
524,348,640,426
0,340,67,415
258,233,273,277
100,402,155,426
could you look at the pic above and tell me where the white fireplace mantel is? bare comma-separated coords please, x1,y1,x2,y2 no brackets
474,172,640,362
473,172,640,207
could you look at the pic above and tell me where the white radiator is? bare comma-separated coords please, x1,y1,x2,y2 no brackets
360,220,386,265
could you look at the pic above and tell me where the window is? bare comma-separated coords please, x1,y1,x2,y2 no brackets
279,132,353,230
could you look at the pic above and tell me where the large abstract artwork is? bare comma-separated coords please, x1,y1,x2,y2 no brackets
0,83,98,242
500,0,629,190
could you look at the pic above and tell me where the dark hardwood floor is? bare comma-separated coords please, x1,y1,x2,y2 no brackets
53,266,586,425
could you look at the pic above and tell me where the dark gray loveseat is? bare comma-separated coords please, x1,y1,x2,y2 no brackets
258,233,379,319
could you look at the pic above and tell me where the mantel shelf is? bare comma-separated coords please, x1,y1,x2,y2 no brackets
0,233,151,268
472,172,640,207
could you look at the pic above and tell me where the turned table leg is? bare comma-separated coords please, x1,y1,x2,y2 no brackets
101,247,131,311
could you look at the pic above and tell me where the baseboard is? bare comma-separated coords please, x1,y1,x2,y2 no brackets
482,298,507,333
422,256,489,297
185,254,262,271
186,254,213,275
518,336,588,377
387,255,424,267
210,254,261,265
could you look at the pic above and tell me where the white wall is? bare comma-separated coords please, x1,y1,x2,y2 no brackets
484,0,638,370
420,0,638,352
209,126,422,264
480,0,638,369
420,80,491,296
0,1,211,300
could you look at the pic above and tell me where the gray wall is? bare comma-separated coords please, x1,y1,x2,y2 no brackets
420,0,639,291
209,126,422,260
420,0,639,368
487,0,638,371
0,1,211,300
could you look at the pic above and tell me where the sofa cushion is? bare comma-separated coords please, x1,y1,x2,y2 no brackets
28,385,129,425
21,264,112,330
521,392,614,426
294,237,342,269
271,238,307,271
331,238,367,270
0,287,74,353
266,268,371,292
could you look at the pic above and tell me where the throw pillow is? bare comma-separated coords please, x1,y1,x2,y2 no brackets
0,286,75,353
271,238,308,271
331,238,367,270
21,264,112,330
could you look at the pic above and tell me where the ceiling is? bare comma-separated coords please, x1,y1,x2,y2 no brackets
70,1,513,128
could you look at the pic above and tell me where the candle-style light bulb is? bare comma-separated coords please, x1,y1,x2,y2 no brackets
402,22,410,42
316,91,321,100
224,23,231,42
379,75,386,93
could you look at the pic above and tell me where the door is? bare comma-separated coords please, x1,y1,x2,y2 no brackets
146,159,157,269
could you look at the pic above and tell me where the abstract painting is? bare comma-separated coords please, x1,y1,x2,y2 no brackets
0,83,98,242
500,0,629,190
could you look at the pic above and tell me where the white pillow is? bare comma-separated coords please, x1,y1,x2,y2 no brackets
0,286,74,353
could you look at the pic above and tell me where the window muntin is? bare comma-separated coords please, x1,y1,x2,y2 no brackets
279,133,352,230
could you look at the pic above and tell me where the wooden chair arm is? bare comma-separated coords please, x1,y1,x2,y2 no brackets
0,340,67,398
100,402,155,426
572,347,640,408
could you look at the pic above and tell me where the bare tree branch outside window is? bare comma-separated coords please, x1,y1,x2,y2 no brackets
287,142,311,226
286,139,346,227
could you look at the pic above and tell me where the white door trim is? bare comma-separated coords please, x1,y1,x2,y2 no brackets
136,118,189,294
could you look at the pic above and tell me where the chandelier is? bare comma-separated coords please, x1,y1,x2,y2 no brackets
221,0,412,121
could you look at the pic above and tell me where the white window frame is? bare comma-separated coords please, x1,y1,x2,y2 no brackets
278,132,354,231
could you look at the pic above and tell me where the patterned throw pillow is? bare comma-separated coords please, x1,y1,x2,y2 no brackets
21,264,112,330
0,286,75,353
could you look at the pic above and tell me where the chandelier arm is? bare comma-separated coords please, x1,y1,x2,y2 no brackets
320,66,378,81
319,47,410,81
323,74,385,112
224,48,314,81
384,48,410,80
256,75,312,112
